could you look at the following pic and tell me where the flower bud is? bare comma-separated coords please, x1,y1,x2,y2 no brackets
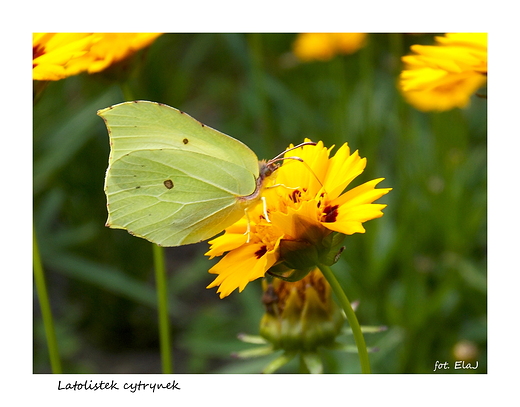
260,269,344,352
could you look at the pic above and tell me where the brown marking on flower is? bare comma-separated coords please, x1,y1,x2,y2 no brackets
271,270,328,314
317,191,326,208
290,189,302,203
307,271,327,303
322,205,339,223
254,245,268,259
262,284,279,315
32,44,45,68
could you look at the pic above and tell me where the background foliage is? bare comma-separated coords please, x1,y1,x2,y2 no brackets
33,33,486,373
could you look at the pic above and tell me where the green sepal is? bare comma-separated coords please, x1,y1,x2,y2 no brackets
262,351,297,374
317,232,346,266
278,239,320,270
268,267,313,283
301,352,324,374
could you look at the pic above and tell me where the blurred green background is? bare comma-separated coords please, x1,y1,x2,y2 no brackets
33,33,486,374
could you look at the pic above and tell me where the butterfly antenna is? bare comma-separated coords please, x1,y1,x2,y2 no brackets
269,141,317,163
264,140,329,204
267,141,323,187
280,156,323,189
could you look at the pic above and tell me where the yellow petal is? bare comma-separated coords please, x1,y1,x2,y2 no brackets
325,146,367,199
332,178,391,208
270,199,325,243
205,232,248,258
207,243,278,298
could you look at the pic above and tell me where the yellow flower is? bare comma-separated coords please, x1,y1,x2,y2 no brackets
33,33,98,81
293,33,367,61
205,140,391,298
33,33,162,81
398,33,487,112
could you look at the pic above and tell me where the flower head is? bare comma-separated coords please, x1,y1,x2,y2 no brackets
398,33,487,111
33,33,162,81
293,33,367,61
205,140,391,298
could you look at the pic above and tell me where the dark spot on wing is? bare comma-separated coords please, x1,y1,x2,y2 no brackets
164,179,174,189
183,138,189,144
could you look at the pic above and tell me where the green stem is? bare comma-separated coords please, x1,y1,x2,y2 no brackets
33,226,62,373
317,263,371,373
153,244,173,373
298,354,310,373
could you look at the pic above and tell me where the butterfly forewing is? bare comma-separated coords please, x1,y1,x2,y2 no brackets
99,101,259,177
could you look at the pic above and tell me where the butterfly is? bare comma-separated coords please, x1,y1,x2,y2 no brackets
98,101,312,246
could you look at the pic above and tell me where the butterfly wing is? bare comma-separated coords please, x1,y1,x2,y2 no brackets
98,101,259,246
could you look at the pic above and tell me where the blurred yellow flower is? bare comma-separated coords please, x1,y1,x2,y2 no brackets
293,33,367,61
33,33,98,81
205,139,391,298
398,33,487,112
33,33,162,81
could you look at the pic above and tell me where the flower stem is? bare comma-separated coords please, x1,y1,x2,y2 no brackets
153,244,173,373
317,263,371,373
33,226,62,373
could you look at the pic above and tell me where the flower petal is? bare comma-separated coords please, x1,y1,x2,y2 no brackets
205,231,249,258
207,243,278,298
325,145,367,199
332,178,391,208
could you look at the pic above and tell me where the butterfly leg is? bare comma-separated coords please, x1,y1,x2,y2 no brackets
242,196,270,243
261,196,271,223
243,208,252,243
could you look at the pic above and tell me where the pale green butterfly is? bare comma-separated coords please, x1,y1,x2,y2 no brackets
98,101,311,247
